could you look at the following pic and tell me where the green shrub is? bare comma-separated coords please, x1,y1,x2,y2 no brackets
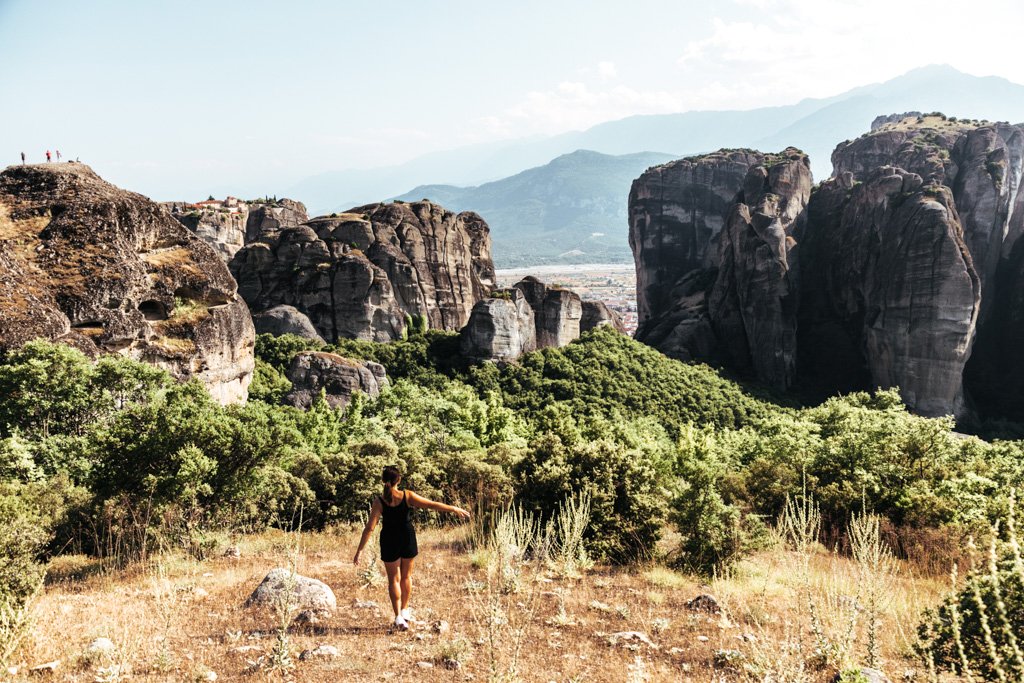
920,504,1024,680
249,358,292,404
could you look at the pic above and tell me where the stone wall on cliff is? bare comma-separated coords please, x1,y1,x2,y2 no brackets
0,164,255,404
230,200,495,343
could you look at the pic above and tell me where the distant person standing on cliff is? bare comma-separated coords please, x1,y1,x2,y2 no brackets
20,152,25,165
353,465,471,631
56,150,62,161
45,150,51,162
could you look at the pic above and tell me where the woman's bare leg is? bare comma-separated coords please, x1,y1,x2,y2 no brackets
384,560,401,617
399,557,415,612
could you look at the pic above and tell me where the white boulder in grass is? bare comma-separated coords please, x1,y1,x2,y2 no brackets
244,568,337,614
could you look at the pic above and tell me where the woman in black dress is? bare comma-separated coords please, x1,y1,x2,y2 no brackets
353,465,471,630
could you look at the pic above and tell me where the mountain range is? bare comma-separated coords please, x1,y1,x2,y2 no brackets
291,65,1024,266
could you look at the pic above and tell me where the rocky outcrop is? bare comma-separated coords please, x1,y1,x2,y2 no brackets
580,300,626,334
513,276,583,348
0,164,255,404
245,199,308,244
460,277,622,361
230,200,495,342
798,168,980,417
630,148,812,389
251,305,325,343
284,351,387,410
165,202,248,260
459,288,536,362
832,115,1024,309
629,149,767,325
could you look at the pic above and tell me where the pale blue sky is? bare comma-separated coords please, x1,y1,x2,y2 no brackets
2,0,1023,200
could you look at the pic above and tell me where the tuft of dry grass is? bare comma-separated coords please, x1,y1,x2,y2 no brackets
8,527,958,682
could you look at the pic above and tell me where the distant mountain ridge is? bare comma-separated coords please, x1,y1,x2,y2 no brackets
394,150,675,267
292,65,1024,266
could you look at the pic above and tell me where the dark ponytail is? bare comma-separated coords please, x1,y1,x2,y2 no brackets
382,465,402,504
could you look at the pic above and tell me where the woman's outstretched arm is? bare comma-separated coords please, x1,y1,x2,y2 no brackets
353,498,383,564
406,491,471,520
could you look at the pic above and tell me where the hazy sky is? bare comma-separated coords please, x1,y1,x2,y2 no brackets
2,0,1024,199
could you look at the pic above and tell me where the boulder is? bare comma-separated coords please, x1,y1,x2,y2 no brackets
0,164,255,404
459,288,536,362
251,305,325,343
244,568,337,614
231,200,494,342
284,351,387,410
580,300,626,334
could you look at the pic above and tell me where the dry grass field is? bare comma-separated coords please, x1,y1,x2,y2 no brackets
5,525,963,683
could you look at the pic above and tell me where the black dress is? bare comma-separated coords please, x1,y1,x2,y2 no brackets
379,490,418,563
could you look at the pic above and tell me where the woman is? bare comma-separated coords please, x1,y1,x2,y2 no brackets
353,465,471,630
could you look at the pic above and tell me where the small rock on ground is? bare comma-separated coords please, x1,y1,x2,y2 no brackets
244,568,336,614
29,660,60,673
299,645,340,661
86,637,115,655
832,669,892,683
685,594,721,614
416,661,434,669
604,631,658,650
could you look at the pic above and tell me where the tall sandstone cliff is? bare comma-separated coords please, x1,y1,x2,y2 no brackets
0,164,255,404
230,200,495,343
629,148,812,390
630,114,1024,419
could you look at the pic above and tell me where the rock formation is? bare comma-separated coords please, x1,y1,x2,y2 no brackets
251,305,325,343
0,164,255,404
245,199,308,244
165,202,248,260
629,148,812,389
230,200,495,343
629,114,1024,418
798,168,980,417
513,276,583,348
460,277,621,361
459,288,536,362
284,351,387,410
580,300,626,334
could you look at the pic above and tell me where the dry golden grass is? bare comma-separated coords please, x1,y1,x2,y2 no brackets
8,529,963,682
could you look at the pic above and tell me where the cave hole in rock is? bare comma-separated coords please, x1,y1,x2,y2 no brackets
138,300,168,321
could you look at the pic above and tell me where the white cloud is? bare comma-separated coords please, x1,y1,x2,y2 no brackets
597,61,618,80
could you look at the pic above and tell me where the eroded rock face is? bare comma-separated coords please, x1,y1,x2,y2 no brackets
284,351,387,410
231,200,495,342
165,202,248,260
707,152,812,388
832,115,1024,308
251,305,324,343
630,148,812,389
798,168,980,417
460,277,620,361
245,199,308,244
581,300,626,334
629,149,767,325
513,276,583,348
0,164,255,404
459,288,536,362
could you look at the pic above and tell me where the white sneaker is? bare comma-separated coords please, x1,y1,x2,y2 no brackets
393,615,408,631
400,608,414,623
